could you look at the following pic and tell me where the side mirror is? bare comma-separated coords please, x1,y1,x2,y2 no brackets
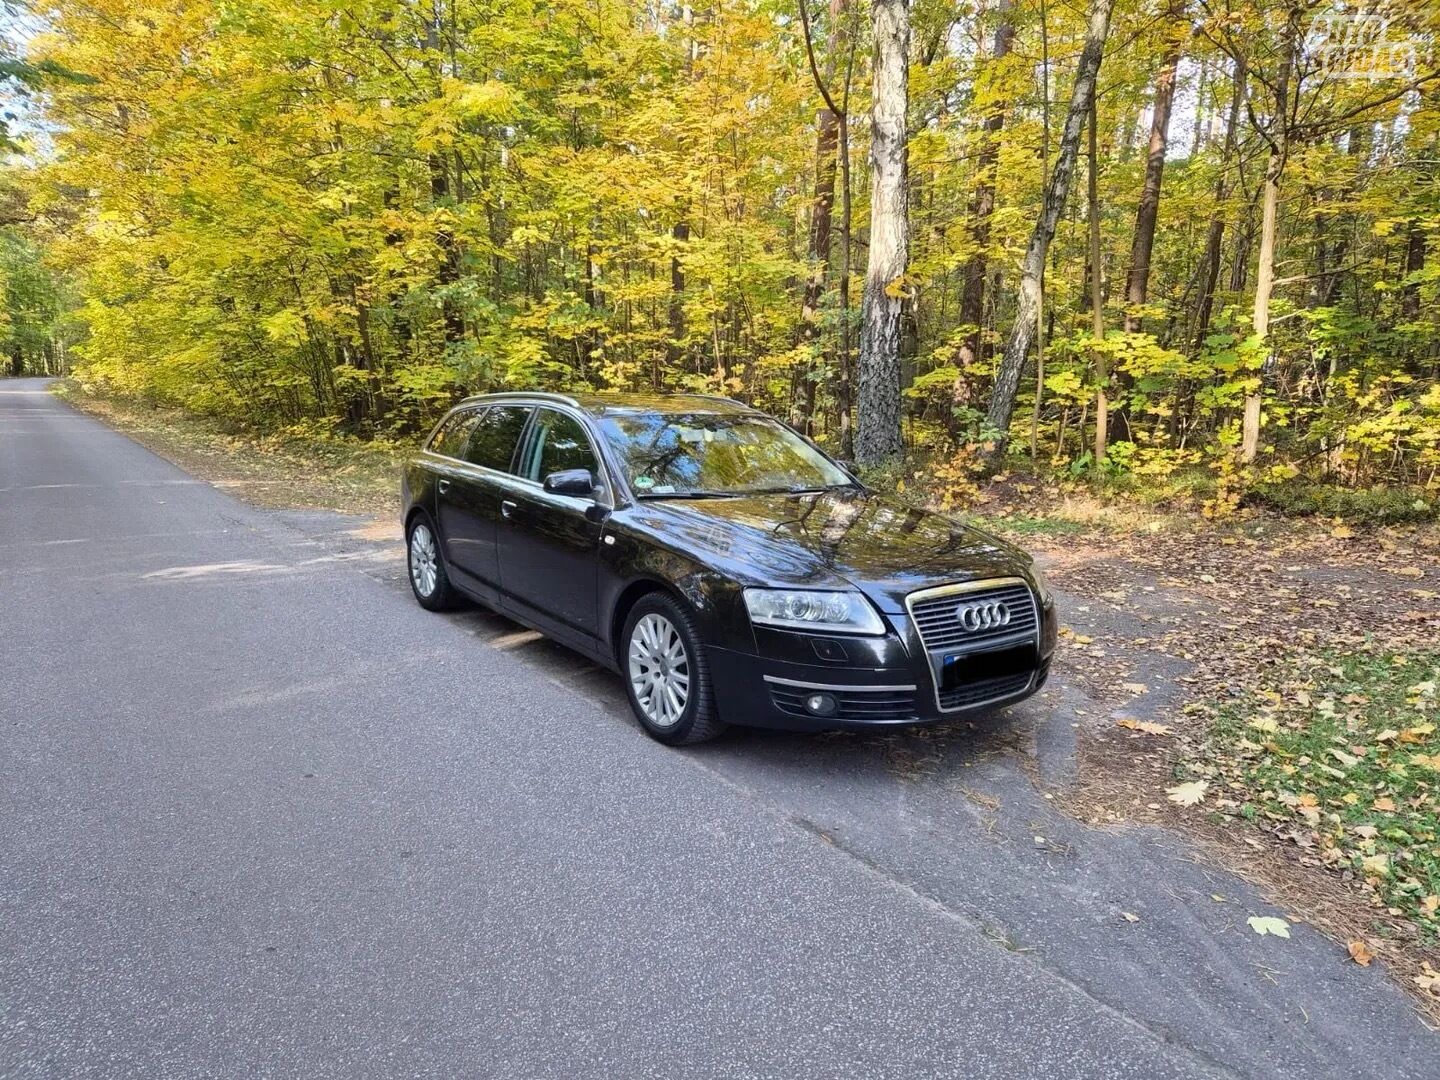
543,468,598,499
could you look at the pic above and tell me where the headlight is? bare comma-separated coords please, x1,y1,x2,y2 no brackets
742,587,886,635
1029,564,1055,606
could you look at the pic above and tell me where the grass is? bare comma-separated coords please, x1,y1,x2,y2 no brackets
971,513,1089,537
53,382,402,516
1204,647,1440,938
1246,481,1437,525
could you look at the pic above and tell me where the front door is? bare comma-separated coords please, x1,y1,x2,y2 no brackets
495,408,605,640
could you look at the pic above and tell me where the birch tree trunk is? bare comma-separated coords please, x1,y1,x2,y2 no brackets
1239,157,1280,462
855,0,909,466
1240,6,1299,464
983,0,1116,457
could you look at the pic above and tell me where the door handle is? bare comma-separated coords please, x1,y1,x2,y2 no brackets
437,479,451,494
500,500,517,519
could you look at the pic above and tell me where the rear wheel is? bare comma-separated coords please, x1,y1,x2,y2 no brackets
622,593,725,745
407,517,460,611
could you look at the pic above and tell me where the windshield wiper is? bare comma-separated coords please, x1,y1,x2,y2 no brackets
635,490,745,499
746,485,841,496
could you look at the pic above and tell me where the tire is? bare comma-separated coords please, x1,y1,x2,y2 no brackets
621,592,725,745
407,515,461,612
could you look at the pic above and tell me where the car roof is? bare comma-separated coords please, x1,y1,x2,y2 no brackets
456,391,760,418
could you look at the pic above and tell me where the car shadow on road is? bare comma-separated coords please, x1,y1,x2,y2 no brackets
441,595,1059,795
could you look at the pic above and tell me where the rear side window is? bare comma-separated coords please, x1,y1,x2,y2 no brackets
463,405,532,472
428,409,481,458
521,409,599,481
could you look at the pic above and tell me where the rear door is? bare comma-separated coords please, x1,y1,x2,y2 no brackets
425,405,482,559
436,404,532,595
494,408,606,639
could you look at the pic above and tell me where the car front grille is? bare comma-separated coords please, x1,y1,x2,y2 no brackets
769,684,917,723
907,579,1039,653
937,671,1034,711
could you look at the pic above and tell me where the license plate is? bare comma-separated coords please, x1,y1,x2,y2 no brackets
942,644,1036,689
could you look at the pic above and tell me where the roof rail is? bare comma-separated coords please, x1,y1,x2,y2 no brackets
462,390,582,408
685,393,750,408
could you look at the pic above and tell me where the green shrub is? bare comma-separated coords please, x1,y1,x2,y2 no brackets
1246,482,1436,525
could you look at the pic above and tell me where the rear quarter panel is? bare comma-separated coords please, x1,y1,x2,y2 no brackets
402,459,438,527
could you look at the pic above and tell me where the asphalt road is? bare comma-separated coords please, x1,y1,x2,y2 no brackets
2,378,1436,1078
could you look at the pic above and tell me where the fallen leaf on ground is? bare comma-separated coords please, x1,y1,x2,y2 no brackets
1247,915,1291,938
1117,718,1172,736
1418,967,1440,997
1121,911,1140,923
1122,682,1148,695
1166,780,1208,807
1362,853,1391,876
1347,939,1373,966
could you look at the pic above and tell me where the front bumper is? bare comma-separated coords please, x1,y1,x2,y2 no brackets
705,600,1057,732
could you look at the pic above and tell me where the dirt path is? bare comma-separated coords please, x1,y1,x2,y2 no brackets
1022,519,1440,1009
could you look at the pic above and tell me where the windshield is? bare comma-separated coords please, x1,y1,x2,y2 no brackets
596,412,853,497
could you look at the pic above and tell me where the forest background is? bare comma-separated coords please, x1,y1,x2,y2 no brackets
3,0,1438,519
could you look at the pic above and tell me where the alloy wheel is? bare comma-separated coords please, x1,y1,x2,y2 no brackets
627,613,690,728
409,523,439,598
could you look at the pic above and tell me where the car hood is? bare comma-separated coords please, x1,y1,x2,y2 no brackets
628,488,1032,612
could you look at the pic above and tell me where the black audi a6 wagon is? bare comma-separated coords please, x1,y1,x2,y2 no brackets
401,392,1058,744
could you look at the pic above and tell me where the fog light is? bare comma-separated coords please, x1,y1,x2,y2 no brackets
804,693,838,717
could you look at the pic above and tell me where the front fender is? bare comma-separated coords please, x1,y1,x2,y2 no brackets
599,523,755,654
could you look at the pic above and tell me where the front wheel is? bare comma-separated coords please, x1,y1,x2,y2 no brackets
622,593,725,745
407,516,461,611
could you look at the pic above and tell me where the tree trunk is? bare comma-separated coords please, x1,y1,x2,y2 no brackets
668,220,689,368
1089,92,1108,463
425,14,464,347
957,0,1014,370
1029,0,1051,460
1190,58,1207,158
1240,7,1299,464
1193,55,1247,350
1123,13,1187,334
798,0,847,433
984,0,1116,456
1112,9,1187,444
855,0,909,466
1240,150,1281,463
1402,218,1427,320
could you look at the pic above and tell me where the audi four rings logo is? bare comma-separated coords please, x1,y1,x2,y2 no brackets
956,600,1011,632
